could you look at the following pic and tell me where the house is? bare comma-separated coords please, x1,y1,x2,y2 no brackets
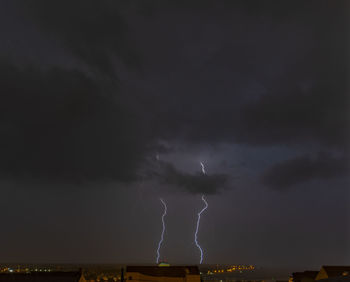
292,271,319,282
0,271,86,282
125,265,200,282
315,266,350,281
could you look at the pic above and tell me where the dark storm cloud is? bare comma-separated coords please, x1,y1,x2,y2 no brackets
149,161,229,194
126,0,349,151
13,0,349,150
0,59,150,182
0,0,349,266
261,152,349,189
150,76,349,149
234,2,349,148
237,80,349,148
18,0,139,74
1,0,349,191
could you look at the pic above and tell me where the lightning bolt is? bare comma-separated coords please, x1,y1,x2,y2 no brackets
156,198,167,264
200,162,206,175
194,195,208,264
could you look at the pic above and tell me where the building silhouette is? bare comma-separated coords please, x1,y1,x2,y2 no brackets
315,266,350,281
125,265,200,282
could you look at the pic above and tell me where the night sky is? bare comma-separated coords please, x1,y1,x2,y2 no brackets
0,1,349,268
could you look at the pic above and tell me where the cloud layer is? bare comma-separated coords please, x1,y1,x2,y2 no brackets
262,153,349,189
149,161,229,194
0,60,149,182
0,1,348,192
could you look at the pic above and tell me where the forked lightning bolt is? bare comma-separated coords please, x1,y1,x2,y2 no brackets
156,198,167,264
194,195,208,264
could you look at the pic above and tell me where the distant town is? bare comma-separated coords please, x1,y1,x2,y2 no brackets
0,263,349,282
